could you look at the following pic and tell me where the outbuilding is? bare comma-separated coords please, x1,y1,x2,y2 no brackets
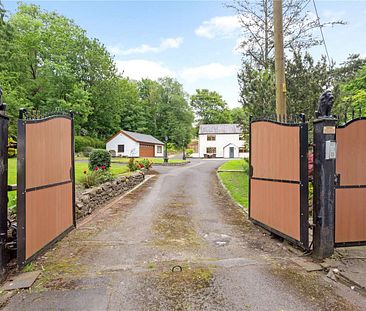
198,124,246,158
106,130,164,158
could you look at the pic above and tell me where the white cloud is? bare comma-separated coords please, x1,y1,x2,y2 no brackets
109,37,183,56
195,15,240,39
180,63,238,82
115,59,175,80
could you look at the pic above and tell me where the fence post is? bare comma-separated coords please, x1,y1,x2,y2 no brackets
0,112,9,277
312,117,337,259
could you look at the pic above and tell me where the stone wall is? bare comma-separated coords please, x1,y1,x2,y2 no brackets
75,171,144,219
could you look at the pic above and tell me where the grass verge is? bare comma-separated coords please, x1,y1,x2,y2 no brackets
217,159,249,209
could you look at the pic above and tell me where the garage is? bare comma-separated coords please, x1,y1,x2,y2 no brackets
139,143,154,157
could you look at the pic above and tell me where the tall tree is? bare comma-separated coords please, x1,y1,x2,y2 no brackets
334,65,366,118
190,89,232,124
228,0,343,69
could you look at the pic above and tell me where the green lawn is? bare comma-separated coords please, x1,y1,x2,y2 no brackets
218,159,249,209
76,156,188,164
219,159,247,171
7,158,129,211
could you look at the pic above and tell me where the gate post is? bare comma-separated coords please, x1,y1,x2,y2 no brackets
313,117,337,259
0,108,9,277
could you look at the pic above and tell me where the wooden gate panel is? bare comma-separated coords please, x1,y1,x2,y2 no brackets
25,183,73,258
26,118,72,189
249,118,308,249
336,119,366,186
251,121,300,181
335,188,366,244
335,118,366,246
250,179,300,240
17,112,75,266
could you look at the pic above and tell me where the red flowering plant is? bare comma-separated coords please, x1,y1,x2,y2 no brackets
140,158,152,170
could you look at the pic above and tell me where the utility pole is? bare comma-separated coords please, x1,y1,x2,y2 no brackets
273,0,286,122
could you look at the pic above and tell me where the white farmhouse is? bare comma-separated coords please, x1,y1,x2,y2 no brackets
106,130,164,158
198,124,246,158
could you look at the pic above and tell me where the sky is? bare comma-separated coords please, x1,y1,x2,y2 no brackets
3,1,366,108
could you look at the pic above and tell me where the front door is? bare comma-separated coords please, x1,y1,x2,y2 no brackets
229,147,234,158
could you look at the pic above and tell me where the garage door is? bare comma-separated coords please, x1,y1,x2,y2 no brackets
140,144,154,157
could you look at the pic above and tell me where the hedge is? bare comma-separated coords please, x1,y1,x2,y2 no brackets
75,136,105,153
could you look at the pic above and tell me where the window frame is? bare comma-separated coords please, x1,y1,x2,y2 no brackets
207,135,216,141
157,145,163,153
206,147,217,154
118,144,125,153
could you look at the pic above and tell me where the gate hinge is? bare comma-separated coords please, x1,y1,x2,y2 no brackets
335,174,340,186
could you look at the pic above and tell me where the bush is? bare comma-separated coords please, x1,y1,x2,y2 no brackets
80,169,114,188
8,137,17,158
75,136,105,153
89,149,111,171
185,148,193,157
80,170,98,188
140,158,152,170
82,146,94,157
128,158,138,171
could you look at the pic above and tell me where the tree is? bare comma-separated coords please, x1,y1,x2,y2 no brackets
138,78,194,147
155,78,194,146
229,0,344,122
230,106,248,125
334,65,366,119
228,0,344,69
286,51,332,118
190,89,232,124
2,3,117,135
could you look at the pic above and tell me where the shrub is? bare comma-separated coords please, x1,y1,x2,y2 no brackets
128,158,138,171
80,168,114,188
8,137,17,158
185,148,193,157
80,170,98,188
75,136,105,153
82,146,94,157
89,149,111,171
140,158,152,170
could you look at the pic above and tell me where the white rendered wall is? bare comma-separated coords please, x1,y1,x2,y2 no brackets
198,134,245,158
106,133,140,157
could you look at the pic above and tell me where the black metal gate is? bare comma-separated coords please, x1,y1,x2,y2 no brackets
0,112,9,275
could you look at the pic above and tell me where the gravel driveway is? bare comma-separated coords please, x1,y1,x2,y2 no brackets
2,160,364,310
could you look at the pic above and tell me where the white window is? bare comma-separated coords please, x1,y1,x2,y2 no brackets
157,145,162,153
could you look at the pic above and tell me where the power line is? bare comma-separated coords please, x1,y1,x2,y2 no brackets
312,0,332,66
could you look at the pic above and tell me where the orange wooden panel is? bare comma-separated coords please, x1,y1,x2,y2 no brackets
25,183,73,259
335,188,366,243
139,144,154,157
26,118,72,189
251,122,300,181
336,120,366,186
250,179,300,240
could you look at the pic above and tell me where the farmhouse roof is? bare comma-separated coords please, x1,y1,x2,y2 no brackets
107,130,164,145
199,124,242,134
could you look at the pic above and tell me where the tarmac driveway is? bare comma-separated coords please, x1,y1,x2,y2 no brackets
2,160,364,310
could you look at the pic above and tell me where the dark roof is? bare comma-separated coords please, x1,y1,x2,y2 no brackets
199,124,242,134
123,130,164,145
107,130,164,145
